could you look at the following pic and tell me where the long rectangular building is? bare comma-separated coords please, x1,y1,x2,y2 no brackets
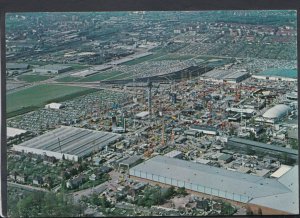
227,137,298,160
200,69,250,83
12,126,122,161
129,155,298,214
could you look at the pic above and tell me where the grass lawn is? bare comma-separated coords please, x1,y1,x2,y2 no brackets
7,84,95,117
18,75,52,82
78,71,123,82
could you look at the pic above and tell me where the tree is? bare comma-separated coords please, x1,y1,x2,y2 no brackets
164,186,176,199
290,139,298,150
257,207,263,215
61,178,67,191
177,187,188,196
11,191,84,217
221,202,236,215
99,195,111,208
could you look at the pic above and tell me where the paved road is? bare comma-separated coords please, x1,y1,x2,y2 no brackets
8,182,49,192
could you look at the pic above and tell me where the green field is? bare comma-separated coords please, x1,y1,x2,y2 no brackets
153,54,195,61
18,75,52,82
111,72,133,80
68,64,89,70
7,84,95,117
55,76,81,82
78,71,123,82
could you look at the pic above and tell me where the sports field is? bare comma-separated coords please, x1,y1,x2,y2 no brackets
7,84,95,117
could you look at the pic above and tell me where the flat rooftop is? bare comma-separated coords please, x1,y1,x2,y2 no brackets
7,127,27,138
228,137,298,156
202,69,249,80
250,165,298,214
13,126,122,158
7,63,29,69
130,156,294,204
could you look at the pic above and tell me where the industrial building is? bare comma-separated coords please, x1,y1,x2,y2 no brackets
12,126,122,161
226,107,256,118
200,69,250,83
241,98,266,110
118,155,142,170
256,104,290,124
164,150,183,158
129,155,298,214
252,74,297,82
227,137,298,160
33,64,72,74
189,125,218,135
7,63,29,70
135,111,149,119
248,165,298,214
7,127,27,139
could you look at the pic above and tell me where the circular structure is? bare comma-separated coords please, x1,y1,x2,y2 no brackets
263,104,290,119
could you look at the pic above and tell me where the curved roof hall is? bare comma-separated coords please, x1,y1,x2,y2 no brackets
263,104,290,119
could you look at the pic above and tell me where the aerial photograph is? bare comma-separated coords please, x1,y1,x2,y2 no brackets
5,11,298,217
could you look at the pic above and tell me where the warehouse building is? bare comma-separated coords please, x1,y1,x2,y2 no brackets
12,126,122,161
33,64,72,74
7,127,28,139
118,155,143,170
129,155,298,214
164,150,183,159
189,125,218,135
227,137,298,160
7,63,29,70
200,69,250,83
252,75,297,82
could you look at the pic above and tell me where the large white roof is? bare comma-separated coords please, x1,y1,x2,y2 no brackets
263,104,290,119
250,165,298,214
7,127,27,138
130,155,291,200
